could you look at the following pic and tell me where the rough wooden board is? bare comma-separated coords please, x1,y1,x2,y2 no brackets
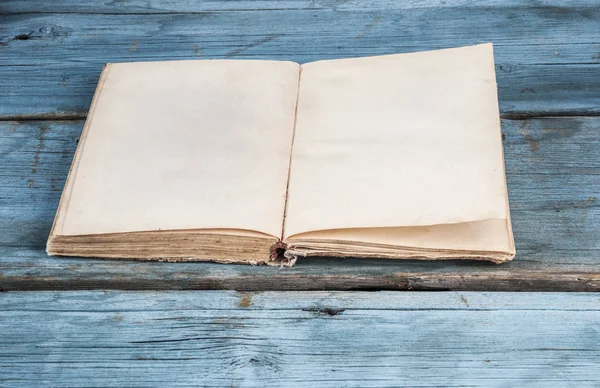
1,1,600,118
1,117,598,291
2,0,599,13
2,291,600,386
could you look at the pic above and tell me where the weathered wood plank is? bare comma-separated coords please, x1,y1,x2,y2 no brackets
0,1,599,118
2,291,600,386
2,0,599,14
0,117,598,291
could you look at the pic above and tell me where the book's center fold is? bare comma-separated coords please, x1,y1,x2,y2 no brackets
280,66,303,241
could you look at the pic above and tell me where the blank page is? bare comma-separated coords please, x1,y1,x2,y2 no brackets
54,60,299,238
284,44,508,238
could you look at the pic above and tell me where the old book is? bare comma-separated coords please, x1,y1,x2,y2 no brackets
47,43,515,265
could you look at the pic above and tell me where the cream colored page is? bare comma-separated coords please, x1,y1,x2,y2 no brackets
58,60,299,237
284,44,508,238
286,219,512,253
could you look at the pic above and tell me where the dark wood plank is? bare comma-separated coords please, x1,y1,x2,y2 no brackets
1,1,599,118
2,290,600,386
1,117,598,291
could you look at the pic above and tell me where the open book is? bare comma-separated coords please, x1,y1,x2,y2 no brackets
47,43,515,265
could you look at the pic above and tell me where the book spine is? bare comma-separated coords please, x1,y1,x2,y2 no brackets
268,242,297,267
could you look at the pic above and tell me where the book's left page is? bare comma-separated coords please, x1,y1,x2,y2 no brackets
48,59,300,264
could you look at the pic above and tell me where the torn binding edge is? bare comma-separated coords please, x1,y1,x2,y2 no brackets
268,241,304,267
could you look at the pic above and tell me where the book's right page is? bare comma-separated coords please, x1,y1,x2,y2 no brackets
283,44,514,261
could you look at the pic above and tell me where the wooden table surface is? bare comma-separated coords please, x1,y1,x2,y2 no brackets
1,0,599,385
3,291,600,386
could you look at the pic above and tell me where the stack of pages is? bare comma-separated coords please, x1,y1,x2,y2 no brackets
47,43,515,265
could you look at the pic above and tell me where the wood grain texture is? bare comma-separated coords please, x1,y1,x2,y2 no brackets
1,0,599,118
2,290,600,387
1,117,598,291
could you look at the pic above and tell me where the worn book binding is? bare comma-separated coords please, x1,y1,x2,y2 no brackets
47,43,516,265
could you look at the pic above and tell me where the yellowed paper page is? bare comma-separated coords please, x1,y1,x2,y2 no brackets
55,60,299,238
286,219,512,253
284,44,509,238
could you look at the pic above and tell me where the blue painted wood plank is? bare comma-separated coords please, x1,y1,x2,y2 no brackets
2,0,599,16
2,291,600,386
0,1,599,118
1,117,598,291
